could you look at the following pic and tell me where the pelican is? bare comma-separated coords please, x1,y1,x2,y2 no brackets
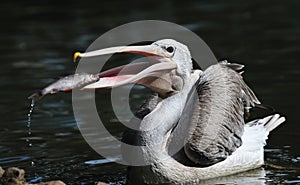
36,39,285,184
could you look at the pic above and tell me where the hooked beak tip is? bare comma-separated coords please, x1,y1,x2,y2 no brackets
73,52,81,62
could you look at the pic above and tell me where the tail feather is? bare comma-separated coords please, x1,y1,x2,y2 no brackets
247,114,286,133
264,114,286,132
240,114,285,153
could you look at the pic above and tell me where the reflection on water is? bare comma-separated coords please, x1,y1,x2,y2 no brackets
197,168,267,185
0,0,299,184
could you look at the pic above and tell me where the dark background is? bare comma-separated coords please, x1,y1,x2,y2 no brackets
0,0,299,184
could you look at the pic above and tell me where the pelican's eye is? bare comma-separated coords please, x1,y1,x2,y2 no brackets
166,46,175,53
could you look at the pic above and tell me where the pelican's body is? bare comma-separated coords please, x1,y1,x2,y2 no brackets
124,61,284,184
35,39,285,184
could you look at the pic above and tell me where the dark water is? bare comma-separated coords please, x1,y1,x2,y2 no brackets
0,0,299,184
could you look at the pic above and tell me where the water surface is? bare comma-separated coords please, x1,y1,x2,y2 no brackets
0,0,299,184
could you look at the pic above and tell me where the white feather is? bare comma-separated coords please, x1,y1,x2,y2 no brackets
218,114,286,168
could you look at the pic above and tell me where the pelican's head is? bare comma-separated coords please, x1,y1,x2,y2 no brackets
74,39,195,97
151,39,193,76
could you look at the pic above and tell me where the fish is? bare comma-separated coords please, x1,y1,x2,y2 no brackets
29,73,100,101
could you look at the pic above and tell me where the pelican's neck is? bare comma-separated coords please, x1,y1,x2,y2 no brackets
139,71,193,163
140,72,192,131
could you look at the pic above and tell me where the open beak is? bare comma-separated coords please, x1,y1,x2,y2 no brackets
74,44,178,96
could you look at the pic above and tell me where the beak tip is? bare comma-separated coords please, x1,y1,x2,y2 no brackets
73,52,81,62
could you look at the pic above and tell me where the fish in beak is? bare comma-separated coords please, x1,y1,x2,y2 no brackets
30,44,180,100
75,44,179,97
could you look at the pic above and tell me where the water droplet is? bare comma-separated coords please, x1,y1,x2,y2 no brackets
27,97,38,176
26,98,35,146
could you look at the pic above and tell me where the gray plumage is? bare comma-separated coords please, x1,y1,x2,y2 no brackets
184,61,260,166
127,61,260,167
